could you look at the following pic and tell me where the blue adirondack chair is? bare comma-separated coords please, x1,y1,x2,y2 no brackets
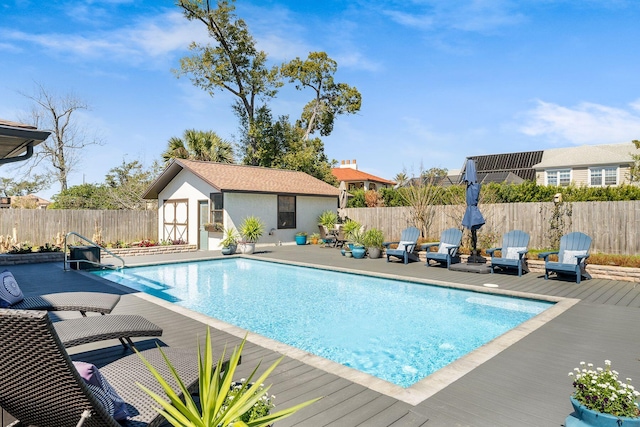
383,226,421,264
422,228,463,269
538,232,592,284
486,230,530,277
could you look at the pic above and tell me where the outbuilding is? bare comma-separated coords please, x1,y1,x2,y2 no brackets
142,159,340,250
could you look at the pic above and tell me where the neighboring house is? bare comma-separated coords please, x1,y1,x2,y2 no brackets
142,159,341,250
10,194,51,209
331,159,396,191
532,142,639,187
467,150,544,184
462,142,639,187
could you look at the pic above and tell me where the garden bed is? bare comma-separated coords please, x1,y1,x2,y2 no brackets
101,244,197,258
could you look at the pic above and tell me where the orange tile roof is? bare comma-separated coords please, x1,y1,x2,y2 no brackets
143,159,341,199
331,168,396,185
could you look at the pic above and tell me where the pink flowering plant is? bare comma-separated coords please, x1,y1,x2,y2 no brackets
569,360,640,418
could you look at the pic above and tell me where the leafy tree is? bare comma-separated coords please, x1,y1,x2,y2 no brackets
104,159,161,210
628,139,640,183
162,129,234,163
175,0,281,164
280,52,362,139
19,83,101,192
49,183,114,209
237,106,337,183
0,175,50,196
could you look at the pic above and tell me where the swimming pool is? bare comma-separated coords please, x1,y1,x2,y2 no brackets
94,258,554,389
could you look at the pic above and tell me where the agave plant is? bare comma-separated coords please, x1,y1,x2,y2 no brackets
136,329,320,427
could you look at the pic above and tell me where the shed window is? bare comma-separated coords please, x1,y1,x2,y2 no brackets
278,195,296,229
210,193,223,226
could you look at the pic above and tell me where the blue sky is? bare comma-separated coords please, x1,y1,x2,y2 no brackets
2,0,640,199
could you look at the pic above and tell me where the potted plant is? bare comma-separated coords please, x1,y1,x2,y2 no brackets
567,360,640,426
310,233,321,245
363,228,385,259
295,231,308,245
204,222,223,233
238,216,265,255
341,219,362,243
317,210,338,230
219,228,239,255
137,328,320,427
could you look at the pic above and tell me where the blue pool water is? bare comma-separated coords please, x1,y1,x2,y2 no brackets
93,258,553,388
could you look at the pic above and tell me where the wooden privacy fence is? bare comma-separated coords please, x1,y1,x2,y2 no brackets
344,200,640,255
0,210,158,247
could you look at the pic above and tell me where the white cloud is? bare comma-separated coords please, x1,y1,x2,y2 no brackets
520,99,640,144
0,11,206,66
383,0,524,34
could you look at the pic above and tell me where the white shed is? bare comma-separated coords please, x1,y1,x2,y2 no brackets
142,159,340,250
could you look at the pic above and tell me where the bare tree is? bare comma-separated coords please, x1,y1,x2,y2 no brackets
19,83,101,192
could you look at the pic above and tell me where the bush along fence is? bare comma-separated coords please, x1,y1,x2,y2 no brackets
344,200,640,256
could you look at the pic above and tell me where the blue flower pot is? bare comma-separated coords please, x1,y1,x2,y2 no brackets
295,235,307,245
567,396,640,427
352,246,366,259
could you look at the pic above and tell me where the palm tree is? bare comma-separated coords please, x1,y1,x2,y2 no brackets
162,129,234,164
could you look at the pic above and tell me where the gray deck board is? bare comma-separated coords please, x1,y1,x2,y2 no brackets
3,246,640,427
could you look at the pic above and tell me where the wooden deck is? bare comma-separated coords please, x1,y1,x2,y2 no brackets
3,245,640,427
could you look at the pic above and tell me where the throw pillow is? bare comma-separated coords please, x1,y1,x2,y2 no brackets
73,361,129,421
438,243,455,255
505,247,527,260
0,270,24,308
396,241,413,252
562,250,587,265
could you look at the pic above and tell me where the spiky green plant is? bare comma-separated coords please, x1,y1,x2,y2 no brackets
136,330,320,427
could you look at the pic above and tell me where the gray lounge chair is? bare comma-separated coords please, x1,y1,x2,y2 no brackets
10,291,121,316
538,231,592,284
422,228,463,269
54,314,162,350
486,230,530,277
0,308,199,427
11,292,161,350
383,226,421,264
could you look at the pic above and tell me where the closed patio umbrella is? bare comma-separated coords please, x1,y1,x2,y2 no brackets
461,159,485,263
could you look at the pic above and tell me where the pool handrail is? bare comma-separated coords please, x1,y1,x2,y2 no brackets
63,231,125,271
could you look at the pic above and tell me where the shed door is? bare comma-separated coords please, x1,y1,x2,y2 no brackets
163,199,188,243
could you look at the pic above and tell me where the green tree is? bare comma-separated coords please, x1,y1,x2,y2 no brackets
0,175,50,196
49,183,114,209
104,159,161,210
162,129,234,164
280,52,362,139
237,106,336,183
628,139,640,183
175,0,281,164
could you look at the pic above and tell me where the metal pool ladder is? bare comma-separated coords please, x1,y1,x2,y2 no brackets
63,231,125,271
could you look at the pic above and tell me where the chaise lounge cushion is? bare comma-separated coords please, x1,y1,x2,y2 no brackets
0,270,24,307
73,361,129,421
563,250,587,264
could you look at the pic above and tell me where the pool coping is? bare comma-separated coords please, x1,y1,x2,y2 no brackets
126,254,580,406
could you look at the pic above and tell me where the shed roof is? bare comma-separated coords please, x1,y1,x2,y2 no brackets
331,167,396,185
143,159,341,199
533,142,638,169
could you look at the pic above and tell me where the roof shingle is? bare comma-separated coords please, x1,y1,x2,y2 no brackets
143,159,340,199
